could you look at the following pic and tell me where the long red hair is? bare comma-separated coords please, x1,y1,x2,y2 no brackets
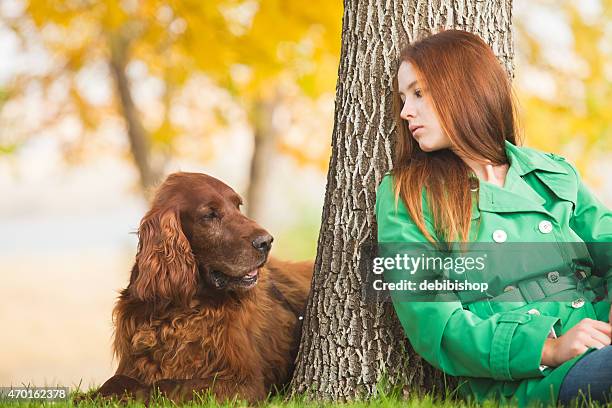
392,29,521,242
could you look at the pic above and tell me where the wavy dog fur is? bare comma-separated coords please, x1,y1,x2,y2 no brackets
94,172,312,404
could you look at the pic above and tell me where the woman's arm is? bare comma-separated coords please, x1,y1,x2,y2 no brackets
540,156,612,365
562,158,612,303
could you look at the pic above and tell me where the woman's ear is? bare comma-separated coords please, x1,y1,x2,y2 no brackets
132,207,198,304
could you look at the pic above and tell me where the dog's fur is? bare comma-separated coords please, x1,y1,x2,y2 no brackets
93,172,312,404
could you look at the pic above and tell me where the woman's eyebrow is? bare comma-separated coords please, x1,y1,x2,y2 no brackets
400,80,418,94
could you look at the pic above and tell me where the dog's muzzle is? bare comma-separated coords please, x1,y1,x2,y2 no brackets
211,268,259,290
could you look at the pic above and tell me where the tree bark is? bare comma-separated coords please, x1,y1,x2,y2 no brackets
290,0,514,401
109,33,160,196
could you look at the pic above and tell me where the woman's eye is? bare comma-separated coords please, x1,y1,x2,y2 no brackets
415,89,422,98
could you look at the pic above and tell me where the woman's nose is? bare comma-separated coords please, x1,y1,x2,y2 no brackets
400,100,415,120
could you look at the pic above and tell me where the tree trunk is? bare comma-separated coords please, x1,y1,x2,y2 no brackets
246,94,279,221
109,33,160,197
290,0,514,401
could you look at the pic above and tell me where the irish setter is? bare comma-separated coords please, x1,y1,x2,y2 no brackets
92,172,313,404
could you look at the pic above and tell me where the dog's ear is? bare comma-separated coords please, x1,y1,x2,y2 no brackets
132,207,197,304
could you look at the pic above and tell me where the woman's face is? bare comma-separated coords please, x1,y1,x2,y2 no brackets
397,61,451,152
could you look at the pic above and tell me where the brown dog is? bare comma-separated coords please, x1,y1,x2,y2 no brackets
92,172,312,404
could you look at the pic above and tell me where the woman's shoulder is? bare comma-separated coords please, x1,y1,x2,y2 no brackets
376,172,394,194
375,172,432,220
375,172,395,213
375,172,436,242
376,172,413,212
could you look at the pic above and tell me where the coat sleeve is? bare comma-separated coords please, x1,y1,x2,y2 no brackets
563,160,612,303
375,175,559,380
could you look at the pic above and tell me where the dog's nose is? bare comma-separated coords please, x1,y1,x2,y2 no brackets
252,234,273,253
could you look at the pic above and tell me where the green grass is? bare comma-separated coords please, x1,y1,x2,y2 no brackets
1,376,609,408
1,387,610,408
0,392,476,408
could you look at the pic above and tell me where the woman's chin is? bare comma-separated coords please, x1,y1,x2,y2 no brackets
417,138,446,153
418,141,437,152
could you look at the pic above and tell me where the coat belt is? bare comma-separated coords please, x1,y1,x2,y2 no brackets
463,273,596,318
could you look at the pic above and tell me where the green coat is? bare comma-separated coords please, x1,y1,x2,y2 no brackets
375,141,611,407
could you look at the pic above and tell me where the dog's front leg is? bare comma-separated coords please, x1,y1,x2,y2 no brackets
152,377,267,404
85,374,151,403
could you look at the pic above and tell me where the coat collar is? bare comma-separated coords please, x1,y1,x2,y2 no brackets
503,140,568,177
470,141,575,220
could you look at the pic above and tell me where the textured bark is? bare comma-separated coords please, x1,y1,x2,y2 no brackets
109,33,161,196
290,0,514,401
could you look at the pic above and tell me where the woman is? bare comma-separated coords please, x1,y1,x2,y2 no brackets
375,29,611,406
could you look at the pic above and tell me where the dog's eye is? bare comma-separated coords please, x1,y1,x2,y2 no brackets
200,210,218,221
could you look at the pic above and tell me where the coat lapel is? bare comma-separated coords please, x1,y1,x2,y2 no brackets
478,176,550,216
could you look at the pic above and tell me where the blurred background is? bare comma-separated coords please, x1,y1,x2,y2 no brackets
1,0,610,390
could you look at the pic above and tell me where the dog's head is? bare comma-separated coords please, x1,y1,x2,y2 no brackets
131,172,273,304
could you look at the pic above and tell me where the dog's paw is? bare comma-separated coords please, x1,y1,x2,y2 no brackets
151,379,183,398
83,375,150,404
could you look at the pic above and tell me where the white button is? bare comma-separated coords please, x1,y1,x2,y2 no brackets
538,220,553,234
492,229,507,243
547,271,560,283
527,308,541,315
571,298,585,309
